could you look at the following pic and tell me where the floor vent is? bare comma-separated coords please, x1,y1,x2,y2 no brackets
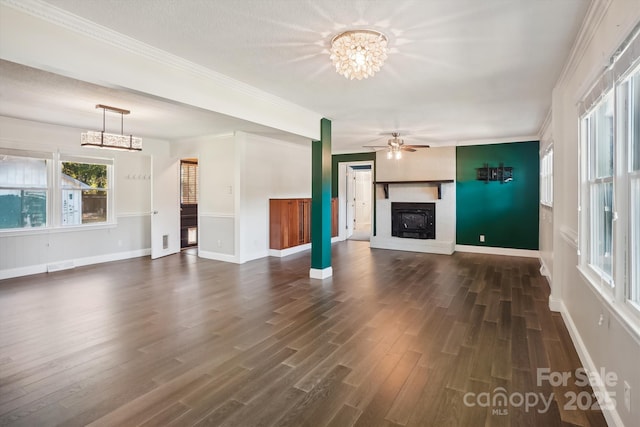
163,234,169,249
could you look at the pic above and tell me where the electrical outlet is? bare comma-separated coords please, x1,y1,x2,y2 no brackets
479,234,485,243
624,381,631,412
217,239,222,248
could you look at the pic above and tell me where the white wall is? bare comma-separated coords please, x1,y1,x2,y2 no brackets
172,131,312,264
237,132,311,263
0,116,167,279
172,134,237,258
549,1,640,425
370,146,456,254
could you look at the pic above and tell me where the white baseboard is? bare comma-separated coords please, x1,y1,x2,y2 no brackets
47,260,75,273
370,236,455,255
0,249,151,280
540,257,553,289
310,266,333,279
74,249,151,267
556,299,624,427
269,243,311,258
199,250,240,264
240,250,269,264
455,245,539,258
0,264,48,280
548,295,563,312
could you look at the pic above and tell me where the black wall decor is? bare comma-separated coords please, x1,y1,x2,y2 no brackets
476,163,513,183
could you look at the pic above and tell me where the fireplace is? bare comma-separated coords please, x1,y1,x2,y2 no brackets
391,202,435,239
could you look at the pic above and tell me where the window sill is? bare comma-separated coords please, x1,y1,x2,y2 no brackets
577,265,640,344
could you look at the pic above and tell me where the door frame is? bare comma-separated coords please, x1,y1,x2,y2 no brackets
337,160,374,241
179,158,199,250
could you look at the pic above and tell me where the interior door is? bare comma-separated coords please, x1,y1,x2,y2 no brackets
354,170,372,229
346,167,356,238
151,155,180,259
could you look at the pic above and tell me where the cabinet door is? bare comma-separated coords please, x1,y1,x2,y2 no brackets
269,199,284,249
286,200,297,248
301,199,311,244
270,198,315,249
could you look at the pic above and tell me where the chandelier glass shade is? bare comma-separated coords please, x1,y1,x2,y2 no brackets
81,131,142,151
329,29,388,80
81,104,142,151
386,135,404,159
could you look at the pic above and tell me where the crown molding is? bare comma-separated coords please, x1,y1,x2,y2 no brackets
0,0,320,119
538,108,552,139
456,135,539,146
554,0,613,88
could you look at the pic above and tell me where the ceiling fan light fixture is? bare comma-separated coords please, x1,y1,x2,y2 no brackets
330,29,388,80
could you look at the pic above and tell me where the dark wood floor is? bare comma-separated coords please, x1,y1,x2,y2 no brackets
0,241,607,427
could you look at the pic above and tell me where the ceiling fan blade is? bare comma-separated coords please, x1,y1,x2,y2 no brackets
402,147,417,152
362,144,389,148
404,144,430,148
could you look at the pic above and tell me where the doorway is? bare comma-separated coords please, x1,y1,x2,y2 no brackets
180,159,198,251
339,161,374,241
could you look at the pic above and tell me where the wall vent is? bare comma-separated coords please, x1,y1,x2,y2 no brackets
162,234,169,249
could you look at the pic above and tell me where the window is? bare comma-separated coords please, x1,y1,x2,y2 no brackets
540,146,553,207
0,152,49,229
180,160,198,205
620,66,640,308
0,151,114,231
584,92,615,283
61,161,109,225
579,28,640,322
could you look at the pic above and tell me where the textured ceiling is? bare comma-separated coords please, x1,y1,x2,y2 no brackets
4,0,591,150
0,60,307,144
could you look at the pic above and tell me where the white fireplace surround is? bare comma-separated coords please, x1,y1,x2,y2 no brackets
370,146,456,255
370,183,455,254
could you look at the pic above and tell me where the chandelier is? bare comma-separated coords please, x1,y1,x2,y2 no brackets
329,29,388,80
81,104,142,151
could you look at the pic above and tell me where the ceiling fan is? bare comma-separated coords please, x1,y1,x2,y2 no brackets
363,132,430,159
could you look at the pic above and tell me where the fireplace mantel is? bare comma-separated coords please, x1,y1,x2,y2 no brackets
374,180,454,199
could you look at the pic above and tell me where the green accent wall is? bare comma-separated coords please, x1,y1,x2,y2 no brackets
311,118,332,270
456,141,539,250
331,152,377,236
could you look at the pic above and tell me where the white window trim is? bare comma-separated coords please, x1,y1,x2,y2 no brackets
580,94,616,291
0,149,53,232
578,41,640,329
58,153,116,228
0,150,117,233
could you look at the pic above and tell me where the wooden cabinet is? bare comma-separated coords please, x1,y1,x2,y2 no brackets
270,198,338,250
331,197,338,238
